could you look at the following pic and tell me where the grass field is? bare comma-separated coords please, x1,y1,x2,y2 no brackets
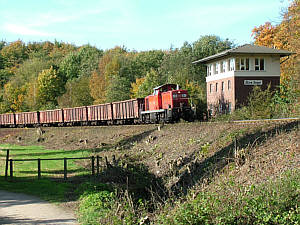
0,144,92,179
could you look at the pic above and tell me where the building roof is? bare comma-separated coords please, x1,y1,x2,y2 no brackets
193,44,293,64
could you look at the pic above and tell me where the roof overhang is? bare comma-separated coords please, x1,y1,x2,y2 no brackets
192,44,293,65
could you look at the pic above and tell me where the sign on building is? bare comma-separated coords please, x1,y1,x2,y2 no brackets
244,80,263,85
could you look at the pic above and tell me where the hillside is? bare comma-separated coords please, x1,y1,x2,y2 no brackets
0,120,299,224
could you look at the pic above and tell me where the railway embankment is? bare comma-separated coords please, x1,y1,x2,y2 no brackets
0,120,299,224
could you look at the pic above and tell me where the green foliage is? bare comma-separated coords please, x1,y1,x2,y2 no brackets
0,68,13,88
272,79,300,117
160,42,194,86
78,186,116,225
131,50,165,78
58,76,94,107
192,35,233,82
59,45,102,81
36,66,65,108
133,69,160,98
0,40,28,68
185,81,206,118
106,75,131,102
159,169,300,225
218,79,300,121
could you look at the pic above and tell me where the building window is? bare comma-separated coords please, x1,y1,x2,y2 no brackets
215,83,218,92
215,62,220,74
221,61,226,73
237,58,250,70
221,81,224,91
228,80,231,90
255,58,265,71
209,84,213,93
207,64,212,76
229,58,235,71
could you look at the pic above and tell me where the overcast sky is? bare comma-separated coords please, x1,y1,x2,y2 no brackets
0,0,289,51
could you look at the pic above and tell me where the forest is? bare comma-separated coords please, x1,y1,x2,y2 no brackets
0,0,299,118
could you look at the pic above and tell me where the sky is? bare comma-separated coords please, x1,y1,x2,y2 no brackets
0,0,289,51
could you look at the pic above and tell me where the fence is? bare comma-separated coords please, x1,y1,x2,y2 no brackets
2,150,111,180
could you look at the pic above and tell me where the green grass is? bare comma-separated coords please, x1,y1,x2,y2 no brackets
0,144,91,178
0,144,95,202
0,177,71,202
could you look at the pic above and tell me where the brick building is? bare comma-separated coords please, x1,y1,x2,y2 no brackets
193,44,292,115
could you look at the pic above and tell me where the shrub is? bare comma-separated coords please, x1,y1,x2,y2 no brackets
158,169,300,224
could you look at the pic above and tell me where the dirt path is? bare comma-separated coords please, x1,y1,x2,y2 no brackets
0,190,78,225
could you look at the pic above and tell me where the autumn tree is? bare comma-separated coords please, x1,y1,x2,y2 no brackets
0,81,27,112
252,0,300,116
36,66,65,109
252,0,300,82
0,40,28,69
89,71,107,104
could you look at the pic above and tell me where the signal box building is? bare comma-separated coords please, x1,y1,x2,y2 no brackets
193,44,292,115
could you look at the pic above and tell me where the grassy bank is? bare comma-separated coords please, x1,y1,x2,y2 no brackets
0,121,299,224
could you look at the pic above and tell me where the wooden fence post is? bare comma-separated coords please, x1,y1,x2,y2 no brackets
38,158,41,179
91,156,95,176
10,159,13,178
5,150,9,179
64,158,67,180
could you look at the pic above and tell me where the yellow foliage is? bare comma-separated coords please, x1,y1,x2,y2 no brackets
130,77,145,98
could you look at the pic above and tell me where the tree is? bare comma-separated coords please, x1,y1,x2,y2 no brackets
0,40,28,69
252,0,300,83
106,75,131,102
133,69,160,98
89,71,107,104
192,35,233,83
58,76,94,107
1,81,27,112
36,66,65,108
59,45,102,81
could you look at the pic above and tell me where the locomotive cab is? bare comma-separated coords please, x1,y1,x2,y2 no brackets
142,84,193,123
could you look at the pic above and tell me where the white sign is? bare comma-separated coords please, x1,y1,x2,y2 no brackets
244,80,263,85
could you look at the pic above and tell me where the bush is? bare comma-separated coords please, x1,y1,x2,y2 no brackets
158,169,300,224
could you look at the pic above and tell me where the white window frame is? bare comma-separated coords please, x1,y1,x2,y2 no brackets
229,58,235,71
207,64,212,76
215,62,220,74
222,61,226,73
239,58,250,71
255,58,265,71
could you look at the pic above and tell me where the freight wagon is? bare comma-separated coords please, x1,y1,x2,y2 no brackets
0,84,194,127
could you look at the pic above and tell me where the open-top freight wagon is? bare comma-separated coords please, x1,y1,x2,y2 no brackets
0,84,194,127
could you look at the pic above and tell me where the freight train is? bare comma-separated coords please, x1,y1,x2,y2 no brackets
0,84,194,127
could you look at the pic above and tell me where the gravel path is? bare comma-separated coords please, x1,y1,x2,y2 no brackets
0,190,78,225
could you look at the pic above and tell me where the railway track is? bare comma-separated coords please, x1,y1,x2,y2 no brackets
232,117,300,124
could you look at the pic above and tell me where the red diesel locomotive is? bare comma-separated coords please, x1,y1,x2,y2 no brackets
0,84,194,127
142,84,193,122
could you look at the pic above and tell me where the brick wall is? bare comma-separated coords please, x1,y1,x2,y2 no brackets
206,76,280,115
